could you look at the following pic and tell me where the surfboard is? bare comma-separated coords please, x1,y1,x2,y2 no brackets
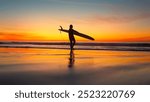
58,28,95,40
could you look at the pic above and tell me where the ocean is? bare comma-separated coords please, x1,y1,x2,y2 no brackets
0,41,150,51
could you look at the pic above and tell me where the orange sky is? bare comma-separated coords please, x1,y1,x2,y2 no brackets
0,0,150,42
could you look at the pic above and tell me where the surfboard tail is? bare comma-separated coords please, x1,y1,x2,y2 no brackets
73,30,95,41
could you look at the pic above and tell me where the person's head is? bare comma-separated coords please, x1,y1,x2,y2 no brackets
69,24,73,29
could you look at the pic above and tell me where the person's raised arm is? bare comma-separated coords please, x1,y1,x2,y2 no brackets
58,26,68,33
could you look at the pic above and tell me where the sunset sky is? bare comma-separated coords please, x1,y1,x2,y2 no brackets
0,0,150,42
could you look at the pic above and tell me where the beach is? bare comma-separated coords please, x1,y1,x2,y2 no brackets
0,46,150,85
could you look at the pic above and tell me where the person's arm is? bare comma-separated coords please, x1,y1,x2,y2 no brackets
58,26,69,33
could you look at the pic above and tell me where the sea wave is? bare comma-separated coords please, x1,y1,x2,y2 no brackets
0,42,150,51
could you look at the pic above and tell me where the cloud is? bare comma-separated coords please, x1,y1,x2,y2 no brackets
91,13,150,24
0,32,27,41
0,32,45,41
63,13,150,25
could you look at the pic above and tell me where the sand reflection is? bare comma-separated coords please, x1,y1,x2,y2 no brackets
68,50,75,68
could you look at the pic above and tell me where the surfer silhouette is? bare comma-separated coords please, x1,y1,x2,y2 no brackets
59,25,76,50
58,25,94,50
68,25,76,50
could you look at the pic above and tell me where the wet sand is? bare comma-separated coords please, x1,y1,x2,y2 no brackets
0,48,150,85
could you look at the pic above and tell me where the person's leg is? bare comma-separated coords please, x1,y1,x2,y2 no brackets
69,36,75,50
70,39,73,50
72,38,76,49
69,35,73,50
74,39,76,46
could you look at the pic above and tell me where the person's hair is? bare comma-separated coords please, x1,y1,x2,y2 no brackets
70,25,73,29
